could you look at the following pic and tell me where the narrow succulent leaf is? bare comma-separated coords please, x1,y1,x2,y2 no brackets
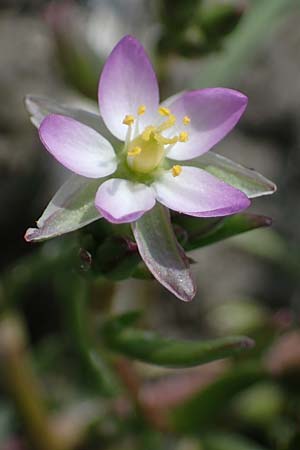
101,313,254,368
172,213,272,251
171,364,265,432
25,175,101,242
24,95,117,143
202,432,268,450
189,151,276,198
132,204,196,302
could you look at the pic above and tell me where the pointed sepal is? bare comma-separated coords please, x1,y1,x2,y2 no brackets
25,175,101,242
191,151,276,198
132,204,196,301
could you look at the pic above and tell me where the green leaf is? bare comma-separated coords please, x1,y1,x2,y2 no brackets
173,213,271,251
171,364,265,432
189,152,276,198
201,432,269,450
25,175,102,242
132,204,196,302
101,313,254,368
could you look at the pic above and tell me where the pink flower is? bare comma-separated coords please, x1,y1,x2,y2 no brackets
36,35,250,224
25,35,276,301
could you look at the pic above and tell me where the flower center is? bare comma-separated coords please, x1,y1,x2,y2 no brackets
123,106,190,176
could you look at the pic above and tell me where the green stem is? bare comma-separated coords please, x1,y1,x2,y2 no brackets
0,315,68,450
57,273,120,397
114,357,168,431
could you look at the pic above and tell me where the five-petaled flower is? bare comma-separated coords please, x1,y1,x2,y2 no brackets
35,35,250,224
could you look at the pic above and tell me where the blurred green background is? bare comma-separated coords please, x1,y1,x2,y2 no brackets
1,1,300,449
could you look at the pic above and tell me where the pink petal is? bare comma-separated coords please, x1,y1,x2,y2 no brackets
98,35,159,141
39,114,117,178
152,166,250,217
165,88,248,160
95,179,156,224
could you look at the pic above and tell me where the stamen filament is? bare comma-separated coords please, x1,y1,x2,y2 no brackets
157,114,176,132
124,125,132,150
123,105,189,174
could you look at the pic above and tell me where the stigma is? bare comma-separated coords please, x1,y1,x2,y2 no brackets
128,146,142,157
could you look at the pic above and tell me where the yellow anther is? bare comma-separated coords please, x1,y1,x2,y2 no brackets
179,131,189,142
183,115,191,125
142,126,156,141
128,146,142,157
122,115,135,126
158,106,171,116
171,165,182,177
138,105,146,115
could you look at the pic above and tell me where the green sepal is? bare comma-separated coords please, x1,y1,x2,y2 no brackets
132,204,196,301
25,175,102,242
185,152,276,199
25,95,119,147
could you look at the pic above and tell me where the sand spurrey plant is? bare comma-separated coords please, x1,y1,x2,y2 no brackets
25,35,276,301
